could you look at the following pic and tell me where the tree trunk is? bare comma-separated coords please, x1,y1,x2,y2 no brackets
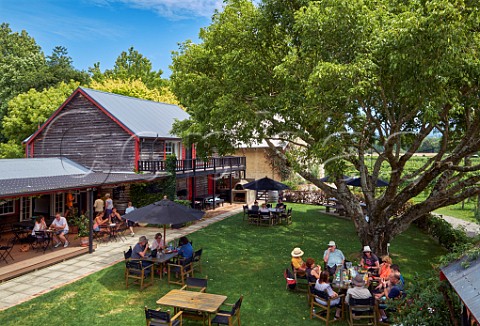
357,218,392,257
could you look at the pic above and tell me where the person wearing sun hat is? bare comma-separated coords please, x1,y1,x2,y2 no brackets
345,274,372,307
360,245,380,274
323,240,345,276
291,247,306,277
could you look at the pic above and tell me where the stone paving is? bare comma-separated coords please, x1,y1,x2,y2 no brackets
0,207,242,311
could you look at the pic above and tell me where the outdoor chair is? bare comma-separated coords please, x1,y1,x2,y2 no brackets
310,288,345,326
259,212,273,226
291,262,309,291
0,237,15,264
192,248,203,273
116,222,129,241
124,247,154,290
32,230,51,253
247,211,260,225
145,306,183,326
168,257,194,286
279,208,292,225
180,276,208,292
347,297,378,326
211,295,243,326
242,205,248,221
179,276,209,323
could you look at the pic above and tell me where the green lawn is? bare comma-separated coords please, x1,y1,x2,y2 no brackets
0,203,447,325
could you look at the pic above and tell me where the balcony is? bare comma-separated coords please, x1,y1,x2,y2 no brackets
138,156,246,176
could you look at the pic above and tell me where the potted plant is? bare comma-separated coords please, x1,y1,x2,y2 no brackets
72,212,90,247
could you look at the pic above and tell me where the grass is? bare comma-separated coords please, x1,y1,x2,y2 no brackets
0,203,447,325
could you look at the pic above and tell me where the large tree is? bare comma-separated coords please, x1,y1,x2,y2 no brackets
171,0,480,255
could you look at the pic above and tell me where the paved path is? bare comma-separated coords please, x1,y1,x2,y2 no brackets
0,208,242,311
436,214,480,237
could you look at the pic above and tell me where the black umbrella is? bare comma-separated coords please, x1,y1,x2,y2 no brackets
123,197,205,242
243,176,290,191
319,175,351,183
346,177,389,187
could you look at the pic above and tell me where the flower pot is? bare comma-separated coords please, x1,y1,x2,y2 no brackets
80,236,89,247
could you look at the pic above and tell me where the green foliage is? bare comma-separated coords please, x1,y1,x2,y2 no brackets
0,140,24,158
414,214,472,251
71,212,90,238
129,179,170,208
164,154,177,200
1,80,80,149
90,47,165,89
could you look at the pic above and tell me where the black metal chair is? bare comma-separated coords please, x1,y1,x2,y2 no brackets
192,248,203,273
242,205,248,221
347,296,378,326
145,306,183,326
32,230,51,253
211,295,243,325
0,237,15,264
124,247,154,290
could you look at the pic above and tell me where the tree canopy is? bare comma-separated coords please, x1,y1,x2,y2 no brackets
171,0,480,254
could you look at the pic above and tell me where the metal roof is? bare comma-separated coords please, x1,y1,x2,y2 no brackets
0,158,91,180
441,255,480,322
0,157,167,198
80,87,190,138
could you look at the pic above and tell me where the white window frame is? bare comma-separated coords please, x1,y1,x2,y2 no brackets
0,199,15,215
51,193,65,216
20,197,33,221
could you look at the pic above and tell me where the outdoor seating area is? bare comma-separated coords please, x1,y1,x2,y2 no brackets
0,203,448,324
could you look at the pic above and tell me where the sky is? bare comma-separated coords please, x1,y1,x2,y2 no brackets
0,0,224,78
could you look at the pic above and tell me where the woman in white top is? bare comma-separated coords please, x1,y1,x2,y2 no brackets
32,216,47,235
259,203,270,213
314,271,342,319
150,233,165,251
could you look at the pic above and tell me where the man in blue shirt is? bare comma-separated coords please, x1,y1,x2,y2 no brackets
178,236,194,260
323,240,345,276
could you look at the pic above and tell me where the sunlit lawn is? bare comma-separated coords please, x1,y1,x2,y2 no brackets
0,203,447,325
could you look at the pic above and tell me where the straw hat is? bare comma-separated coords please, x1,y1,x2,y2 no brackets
328,241,336,247
291,247,304,257
363,245,372,252
352,274,365,287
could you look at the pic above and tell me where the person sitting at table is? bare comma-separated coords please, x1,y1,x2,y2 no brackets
93,212,109,232
259,203,270,214
359,246,380,274
276,199,285,210
377,255,392,280
291,247,307,277
345,274,372,313
305,258,322,283
132,235,152,267
108,207,123,224
377,272,402,322
314,271,342,320
150,233,165,251
251,201,259,211
50,212,69,248
390,264,405,291
32,215,47,236
177,236,194,260
323,240,345,276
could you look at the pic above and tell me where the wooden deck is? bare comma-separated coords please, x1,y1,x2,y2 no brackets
0,241,93,283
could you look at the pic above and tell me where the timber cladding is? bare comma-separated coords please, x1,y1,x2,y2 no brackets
32,93,136,172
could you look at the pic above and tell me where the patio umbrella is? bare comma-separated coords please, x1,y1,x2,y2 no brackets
346,177,389,187
122,197,205,243
243,176,290,191
243,176,289,202
319,175,351,183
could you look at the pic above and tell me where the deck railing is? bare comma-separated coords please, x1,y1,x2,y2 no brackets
138,156,246,174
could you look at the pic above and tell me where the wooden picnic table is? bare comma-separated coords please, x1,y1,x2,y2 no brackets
146,251,178,279
157,289,227,325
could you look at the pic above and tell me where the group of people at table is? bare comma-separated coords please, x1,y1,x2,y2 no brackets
27,213,70,248
291,241,405,322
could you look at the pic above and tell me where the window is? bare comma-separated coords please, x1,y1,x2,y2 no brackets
0,199,15,215
52,193,64,215
20,197,32,221
165,142,173,155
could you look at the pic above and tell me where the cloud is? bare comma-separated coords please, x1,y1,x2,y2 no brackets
98,0,224,20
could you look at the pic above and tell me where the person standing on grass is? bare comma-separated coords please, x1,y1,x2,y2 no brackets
124,201,136,237
323,240,345,276
50,213,69,248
